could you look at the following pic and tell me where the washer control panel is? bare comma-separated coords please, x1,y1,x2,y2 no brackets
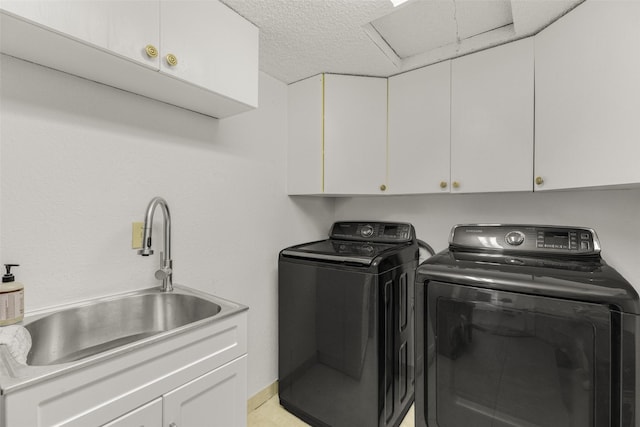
330,222,415,243
450,224,601,255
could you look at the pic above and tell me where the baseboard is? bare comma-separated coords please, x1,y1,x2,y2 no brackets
247,380,278,413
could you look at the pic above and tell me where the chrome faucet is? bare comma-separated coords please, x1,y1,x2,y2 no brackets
138,197,173,292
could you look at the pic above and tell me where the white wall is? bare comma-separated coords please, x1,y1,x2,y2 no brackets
0,55,335,397
3,51,640,405
335,190,640,291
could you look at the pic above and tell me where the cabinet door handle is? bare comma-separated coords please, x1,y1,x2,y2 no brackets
535,176,544,186
144,44,158,58
452,181,460,189
380,184,387,192
439,181,448,189
165,53,178,66
169,423,177,427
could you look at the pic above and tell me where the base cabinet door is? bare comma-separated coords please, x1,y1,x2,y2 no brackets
163,355,248,427
102,398,163,427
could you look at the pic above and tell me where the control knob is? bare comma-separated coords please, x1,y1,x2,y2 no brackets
361,225,374,238
505,231,525,246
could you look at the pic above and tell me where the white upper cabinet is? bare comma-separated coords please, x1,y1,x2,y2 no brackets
288,74,388,196
0,0,258,118
0,1,160,68
450,37,534,193
288,75,324,195
388,61,451,194
534,1,640,191
324,74,387,195
160,0,258,107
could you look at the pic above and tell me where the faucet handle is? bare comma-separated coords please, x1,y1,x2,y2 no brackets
155,267,172,280
154,252,173,280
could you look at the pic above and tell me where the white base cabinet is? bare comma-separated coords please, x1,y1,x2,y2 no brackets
1,311,248,427
164,356,247,427
103,398,163,427
105,356,247,427
0,0,258,118
534,0,640,191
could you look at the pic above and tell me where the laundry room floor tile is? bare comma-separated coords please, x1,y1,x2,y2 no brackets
248,394,415,427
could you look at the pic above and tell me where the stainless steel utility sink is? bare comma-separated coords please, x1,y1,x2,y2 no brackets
24,289,223,366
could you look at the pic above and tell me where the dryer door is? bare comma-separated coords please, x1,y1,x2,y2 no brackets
421,281,612,427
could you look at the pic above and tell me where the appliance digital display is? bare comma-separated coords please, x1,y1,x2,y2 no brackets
544,231,569,247
383,225,398,236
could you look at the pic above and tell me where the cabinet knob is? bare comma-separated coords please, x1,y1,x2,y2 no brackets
169,423,177,427
439,181,448,189
144,44,158,58
379,184,387,192
452,181,460,189
165,53,178,67
535,176,544,186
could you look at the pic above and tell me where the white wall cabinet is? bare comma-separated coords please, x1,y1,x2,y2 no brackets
534,1,640,191
387,61,451,194
160,0,258,107
0,1,159,69
450,37,534,194
288,74,388,196
2,311,248,427
289,38,533,197
0,0,258,118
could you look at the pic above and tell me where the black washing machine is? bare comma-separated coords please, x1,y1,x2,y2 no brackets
279,221,422,427
415,224,640,427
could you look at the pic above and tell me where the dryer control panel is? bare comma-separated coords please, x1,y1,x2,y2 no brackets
330,221,415,243
450,224,601,255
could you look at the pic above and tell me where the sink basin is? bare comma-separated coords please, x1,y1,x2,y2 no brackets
25,292,222,366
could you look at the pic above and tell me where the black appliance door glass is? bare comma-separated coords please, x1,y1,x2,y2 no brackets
426,281,612,427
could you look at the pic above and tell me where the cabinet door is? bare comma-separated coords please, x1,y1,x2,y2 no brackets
287,74,324,195
535,1,640,191
0,0,159,69
163,355,247,427
388,62,451,194
324,74,388,195
160,0,259,107
451,37,534,193
102,398,162,427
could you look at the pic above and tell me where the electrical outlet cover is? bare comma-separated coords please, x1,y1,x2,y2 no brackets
132,222,144,249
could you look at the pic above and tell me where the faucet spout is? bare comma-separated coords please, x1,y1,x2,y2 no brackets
137,197,173,292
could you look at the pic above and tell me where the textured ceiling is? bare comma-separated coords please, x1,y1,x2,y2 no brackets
221,0,583,84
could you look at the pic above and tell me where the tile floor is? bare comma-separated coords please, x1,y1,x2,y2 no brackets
248,394,415,427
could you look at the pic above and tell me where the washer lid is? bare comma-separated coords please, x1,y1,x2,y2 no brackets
281,239,399,266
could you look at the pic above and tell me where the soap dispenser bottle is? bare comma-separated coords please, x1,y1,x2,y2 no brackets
0,264,24,325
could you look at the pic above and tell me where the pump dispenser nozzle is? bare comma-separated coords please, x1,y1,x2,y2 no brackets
3,264,19,283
